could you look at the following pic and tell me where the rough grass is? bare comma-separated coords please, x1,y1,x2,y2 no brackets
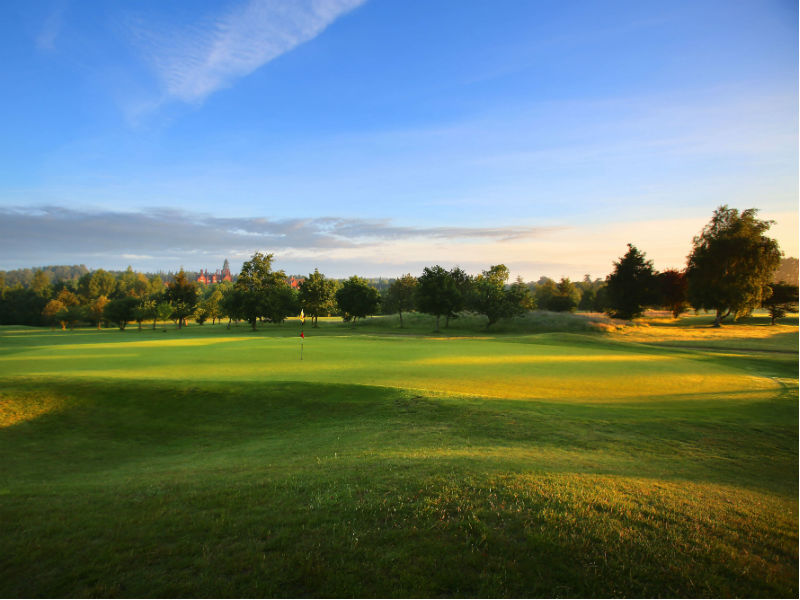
0,313,796,597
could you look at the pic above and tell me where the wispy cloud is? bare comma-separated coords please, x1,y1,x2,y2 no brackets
133,0,365,104
36,3,67,51
0,206,557,271
1,206,795,279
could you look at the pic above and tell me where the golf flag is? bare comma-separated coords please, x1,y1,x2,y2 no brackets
300,309,305,324
300,332,304,339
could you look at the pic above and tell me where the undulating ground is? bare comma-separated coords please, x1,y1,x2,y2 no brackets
0,312,797,597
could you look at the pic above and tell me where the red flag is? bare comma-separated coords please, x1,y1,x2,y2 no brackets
300,332,304,339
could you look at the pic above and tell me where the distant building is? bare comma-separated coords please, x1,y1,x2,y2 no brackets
288,276,304,289
197,260,233,285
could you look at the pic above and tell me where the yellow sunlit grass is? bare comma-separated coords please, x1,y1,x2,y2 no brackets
0,353,140,361
36,336,258,351
0,391,65,428
413,354,677,366
612,321,798,344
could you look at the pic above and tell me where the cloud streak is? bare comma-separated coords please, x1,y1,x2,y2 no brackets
135,0,365,104
0,206,557,271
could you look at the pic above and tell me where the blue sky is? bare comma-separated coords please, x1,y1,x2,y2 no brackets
1,0,797,279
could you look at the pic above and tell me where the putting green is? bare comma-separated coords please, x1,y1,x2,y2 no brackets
0,330,780,403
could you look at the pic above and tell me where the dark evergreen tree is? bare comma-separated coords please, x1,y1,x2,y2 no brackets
547,278,580,312
605,244,657,320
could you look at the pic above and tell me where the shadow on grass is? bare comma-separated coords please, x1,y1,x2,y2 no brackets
1,379,796,598
1,378,795,496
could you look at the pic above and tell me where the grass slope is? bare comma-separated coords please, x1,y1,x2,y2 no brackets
0,313,797,597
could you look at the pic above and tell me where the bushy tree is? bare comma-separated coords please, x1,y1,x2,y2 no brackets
42,299,67,329
117,266,150,298
104,296,139,330
263,284,300,324
30,269,51,298
0,287,48,325
78,269,116,301
384,274,417,327
56,304,86,330
547,278,580,312
658,269,689,318
335,276,380,326
762,282,798,325
230,252,295,329
165,269,198,328
687,206,782,327
533,277,558,311
299,269,338,327
88,295,110,329
470,265,529,327
605,244,658,320
416,266,460,332
445,267,472,327
154,301,174,329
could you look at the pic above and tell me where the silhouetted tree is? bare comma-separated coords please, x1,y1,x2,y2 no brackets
605,244,657,320
762,282,798,325
658,269,689,318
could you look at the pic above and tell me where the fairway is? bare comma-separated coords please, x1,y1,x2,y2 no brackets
1,316,797,597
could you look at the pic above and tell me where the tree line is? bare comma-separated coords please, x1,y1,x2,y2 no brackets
0,206,796,330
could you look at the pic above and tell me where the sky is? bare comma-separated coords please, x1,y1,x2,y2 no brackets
1,0,797,280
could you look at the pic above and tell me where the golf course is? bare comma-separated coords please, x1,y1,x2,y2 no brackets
1,312,797,597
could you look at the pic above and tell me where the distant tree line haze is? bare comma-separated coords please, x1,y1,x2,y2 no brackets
0,207,796,330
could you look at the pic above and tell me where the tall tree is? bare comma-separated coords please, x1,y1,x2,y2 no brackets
416,266,460,332
231,252,294,329
384,274,417,328
165,269,198,328
78,269,117,300
686,206,782,327
335,276,380,327
299,269,338,327
605,244,658,320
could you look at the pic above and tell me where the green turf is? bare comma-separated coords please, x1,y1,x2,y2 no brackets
0,313,797,597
